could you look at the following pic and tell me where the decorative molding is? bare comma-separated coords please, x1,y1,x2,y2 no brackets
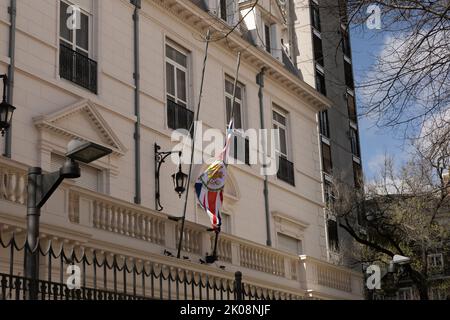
33,99,127,156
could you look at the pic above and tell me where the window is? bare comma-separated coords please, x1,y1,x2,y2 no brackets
313,33,324,67
319,110,330,138
225,78,244,129
219,0,235,24
220,212,231,234
324,180,335,209
316,70,326,95
166,43,188,107
273,107,295,185
52,153,103,192
166,42,194,131
327,219,339,252
273,108,288,159
225,78,249,164
59,0,97,93
349,127,360,157
338,0,348,25
278,233,302,255
310,0,321,32
322,142,332,175
344,60,354,89
428,254,444,272
353,161,363,189
342,27,352,58
264,24,272,53
347,92,357,122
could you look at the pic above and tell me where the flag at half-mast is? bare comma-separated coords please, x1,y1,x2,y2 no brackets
195,121,233,231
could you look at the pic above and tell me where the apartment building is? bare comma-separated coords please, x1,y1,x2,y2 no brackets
0,0,363,299
286,0,363,265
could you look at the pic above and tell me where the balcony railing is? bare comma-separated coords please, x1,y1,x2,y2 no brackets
0,158,363,299
230,134,250,165
59,44,97,94
167,99,194,133
277,156,295,186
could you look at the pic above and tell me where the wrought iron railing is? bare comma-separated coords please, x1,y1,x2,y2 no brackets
0,231,301,301
277,156,295,186
59,44,97,94
167,99,194,133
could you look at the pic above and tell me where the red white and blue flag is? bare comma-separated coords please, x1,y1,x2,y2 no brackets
195,122,233,231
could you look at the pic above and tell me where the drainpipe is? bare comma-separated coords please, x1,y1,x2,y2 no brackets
257,68,272,247
4,0,16,158
131,0,141,204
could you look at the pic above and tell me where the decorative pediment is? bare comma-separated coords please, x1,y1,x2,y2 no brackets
34,99,127,156
273,211,309,240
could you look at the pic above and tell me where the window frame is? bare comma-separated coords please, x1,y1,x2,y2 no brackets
165,40,190,109
224,76,245,129
321,142,333,175
59,0,92,58
428,253,444,271
272,106,290,160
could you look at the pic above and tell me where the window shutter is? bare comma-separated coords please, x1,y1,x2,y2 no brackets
277,233,302,255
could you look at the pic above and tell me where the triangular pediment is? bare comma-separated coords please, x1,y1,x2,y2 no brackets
34,99,127,155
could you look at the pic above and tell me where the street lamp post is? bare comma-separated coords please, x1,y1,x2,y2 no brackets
25,140,112,299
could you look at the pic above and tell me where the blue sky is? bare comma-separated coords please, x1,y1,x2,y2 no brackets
351,27,409,180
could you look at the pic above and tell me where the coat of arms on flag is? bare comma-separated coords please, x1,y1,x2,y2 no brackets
195,123,233,232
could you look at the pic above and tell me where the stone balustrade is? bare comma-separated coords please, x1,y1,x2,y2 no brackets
299,255,364,298
0,159,363,298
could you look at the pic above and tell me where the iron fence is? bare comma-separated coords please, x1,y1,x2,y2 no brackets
0,230,301,301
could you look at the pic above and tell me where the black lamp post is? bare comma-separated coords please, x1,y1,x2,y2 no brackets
0,74,15,136
26,139,112,299
155,143,187,211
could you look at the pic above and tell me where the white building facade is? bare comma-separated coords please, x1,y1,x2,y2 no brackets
0,0,363,299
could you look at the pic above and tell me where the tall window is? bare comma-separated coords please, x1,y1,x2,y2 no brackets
313,33,324,67
327,219,339,252
342,27,352,58
59,0,97,93
264,24,272,53
324,180,335,209
225,78,243,129
353,161,363,189
350,127,360,157
273,107,295,185
273,108,288,159
166,42,189,108
319,110,330,138
60,1,90,57
226,78,249,164
316,70,326,95
347,92,357,122
219,0,235,24
166,42,193,131
322,142,332,175
310,0,321,32
344,60,354,89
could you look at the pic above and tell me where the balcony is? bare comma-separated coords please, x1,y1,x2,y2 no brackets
277,156,295,186
0,157,363,300
59,44,97,94
167,99,194,133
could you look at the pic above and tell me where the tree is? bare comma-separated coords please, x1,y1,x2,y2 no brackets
332,128,450,299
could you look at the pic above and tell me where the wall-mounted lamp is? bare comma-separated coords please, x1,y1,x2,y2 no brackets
155,143,187,211
0,74,15,136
